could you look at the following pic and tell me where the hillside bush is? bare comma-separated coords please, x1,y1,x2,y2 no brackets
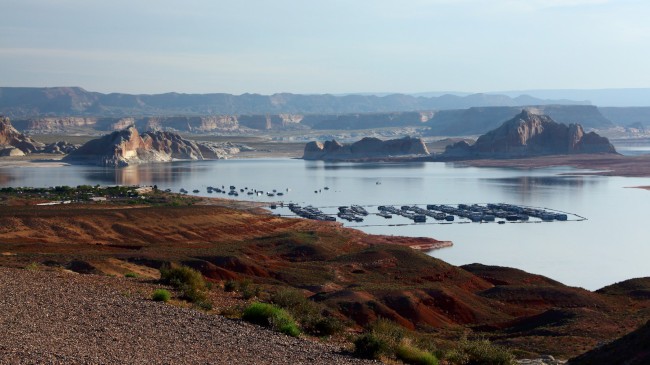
354,318,407,360
223,280,237,292
151,289,171,302
159,264,210,307
370,318,406,350
313,316,345,336
445,337,515,365
396,342,439,365
242,302,300,337
271,288,344,336
354,333,389,359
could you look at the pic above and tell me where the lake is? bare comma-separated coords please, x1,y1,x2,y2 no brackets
1,158,649,291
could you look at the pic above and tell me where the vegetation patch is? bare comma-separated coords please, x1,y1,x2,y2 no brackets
272,288,344,336
354,332,389,359
444,336,515,365
242,302,300,337
396,341,439,365
159,264,211,309
354,318,405,359
151,289,171,302
24,262,40,271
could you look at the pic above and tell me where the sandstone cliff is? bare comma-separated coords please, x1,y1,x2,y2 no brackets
443,110,617,158
303,136,429,160
64,127,239,166
143,116,239,132
23,117,98,133
0,116,45,156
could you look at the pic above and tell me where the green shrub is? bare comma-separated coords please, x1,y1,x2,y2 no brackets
242,302,301,337
354,333,389,359
313,316,345,336
224,280,237,292
370,318,406,351
159,264,209,305
242,284,261,300
271,288,344,336
396,342,439,365
273,288,320,318
152,289,171,302
124,272,138,278
220,304,245,318
354,318,423,361
25,262,40,271
446,337,515,365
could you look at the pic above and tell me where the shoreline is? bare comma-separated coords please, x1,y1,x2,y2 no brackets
449,153,650,177
628,186,650,191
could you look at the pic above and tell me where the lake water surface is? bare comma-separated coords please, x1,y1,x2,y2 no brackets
2,158,649,290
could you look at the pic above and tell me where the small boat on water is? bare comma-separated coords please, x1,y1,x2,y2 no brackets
506,214,519,221
351,205,369,216
413,215,427,223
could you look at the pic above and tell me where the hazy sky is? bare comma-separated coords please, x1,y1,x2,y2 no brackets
2,0,649,94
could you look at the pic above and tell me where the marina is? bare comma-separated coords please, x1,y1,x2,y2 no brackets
175,185,579,226
272,202,584,226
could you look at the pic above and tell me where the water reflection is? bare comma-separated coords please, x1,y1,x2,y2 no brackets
81,162,214,186
484,175,600,188
481,175,603,202
304,161,426,170
0,172,14,185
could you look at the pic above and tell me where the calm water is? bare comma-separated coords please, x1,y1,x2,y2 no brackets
2,158,649,290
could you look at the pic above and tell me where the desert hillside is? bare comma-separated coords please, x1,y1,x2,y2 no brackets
1,195,649,361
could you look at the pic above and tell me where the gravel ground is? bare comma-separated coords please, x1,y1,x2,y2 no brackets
0,267,377,364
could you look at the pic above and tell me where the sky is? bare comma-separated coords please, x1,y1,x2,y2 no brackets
2,0,650,95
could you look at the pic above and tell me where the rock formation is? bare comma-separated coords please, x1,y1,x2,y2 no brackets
22,117,98,133
42,141,79,155
0,116,44,155
64,126,239,166
303,136,429,160
442,110,617,159
426,105,613,136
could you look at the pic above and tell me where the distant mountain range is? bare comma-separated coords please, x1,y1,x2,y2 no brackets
388,88,650,107
2,87,649,135
492,88,650,107
0,87,585,118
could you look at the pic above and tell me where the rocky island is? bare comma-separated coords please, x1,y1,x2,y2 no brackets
303,136,429,161
64,126,240,167
442,110,617,159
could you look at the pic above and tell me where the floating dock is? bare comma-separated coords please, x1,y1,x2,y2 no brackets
274,203,585,226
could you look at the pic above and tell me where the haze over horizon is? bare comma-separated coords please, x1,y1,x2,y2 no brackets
2,0,650,95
